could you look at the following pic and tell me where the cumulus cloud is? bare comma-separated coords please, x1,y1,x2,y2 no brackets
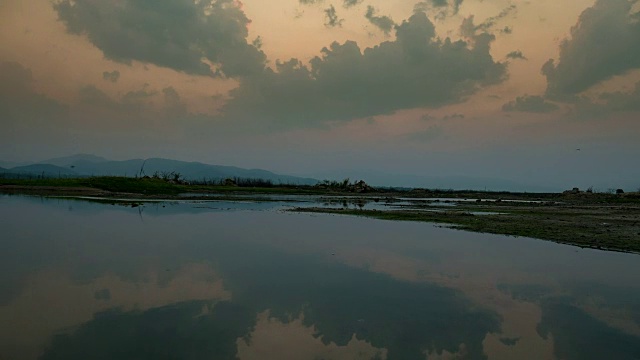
220,12,507,128
452,0,464,14
404,124,444,142
102,70,120,83
0,61,70,148
460,5,517,37
53,0,266,78
475,4,517,33
78,84,161,120
597,81,640,111
122,86,156,106
542,0,640,97
77,84,194,127
0,61,68,124
501,26,513,34
502,95,559,113
570,81,640,118
324,5,344,27
506,50,527,60
163,87,188,117
414,0,463,20
343,0,363,8
365,6,395,35
443,113,465,120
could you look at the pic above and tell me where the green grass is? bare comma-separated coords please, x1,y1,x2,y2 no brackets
0,177,182,194
0,177,88,187
184,184,324,195
292,207,640,254
0,176,326,195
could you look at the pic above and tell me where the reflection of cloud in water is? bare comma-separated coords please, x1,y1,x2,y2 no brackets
211,238,501,359
424,343,469,360
237,311,386,360
0,264,229,360
537,300,640,360
3,196,640,359
334,248,556,359
499,283,640,360
39,300,254,360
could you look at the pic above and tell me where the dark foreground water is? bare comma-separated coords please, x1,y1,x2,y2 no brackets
1,195,639,360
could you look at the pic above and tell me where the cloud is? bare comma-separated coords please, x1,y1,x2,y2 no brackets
324,5,344,28
420,114,436,121
122,86,156,105
442,113,465,120
542,0,640,97
300,0,324,4
475,5,517,33
78,84,158,119
343,0,363,8
461,5,517,37
53,0,266,78
430,0,449,7
102,70,120,83
163,87,188,117
404,124,444,142
597,81,640,111
365,6,395,35
569,81,640,118
220,12,507,128
452,0,463,14
0,61,70,149
502,95,559,113
74,83,196,136
506,50,527,60
0,61,68,125
414,0,463,20
459,16,476,38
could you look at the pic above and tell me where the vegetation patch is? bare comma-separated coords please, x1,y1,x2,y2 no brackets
291,205,640,254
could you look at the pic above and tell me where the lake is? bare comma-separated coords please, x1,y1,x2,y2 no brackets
1,194,639,360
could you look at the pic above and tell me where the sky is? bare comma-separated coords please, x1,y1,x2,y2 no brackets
1,0,639,190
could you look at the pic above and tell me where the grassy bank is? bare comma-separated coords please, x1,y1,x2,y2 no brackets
0,176,326,196
3,176,639,254
292,204,640,254
0,177,183,194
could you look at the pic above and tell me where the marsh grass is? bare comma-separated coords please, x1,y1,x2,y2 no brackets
0,177,181,194
292,205,640,254
0,176,324,195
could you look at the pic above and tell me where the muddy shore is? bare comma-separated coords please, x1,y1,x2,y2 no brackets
2,184,639,254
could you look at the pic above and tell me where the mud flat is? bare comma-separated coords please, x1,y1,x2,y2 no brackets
292,197,640,254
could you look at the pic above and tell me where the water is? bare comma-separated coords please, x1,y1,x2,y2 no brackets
1,195,639,360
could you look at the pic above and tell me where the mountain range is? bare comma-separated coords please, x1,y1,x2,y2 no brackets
0,154,318,185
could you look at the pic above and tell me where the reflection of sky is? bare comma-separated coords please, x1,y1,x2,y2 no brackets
1,195,639,359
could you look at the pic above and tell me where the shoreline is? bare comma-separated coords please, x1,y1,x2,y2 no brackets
2,183,639,254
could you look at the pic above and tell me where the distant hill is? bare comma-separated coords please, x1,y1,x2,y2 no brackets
0,160,30,168
38,154,108,167
7,164,79,177
3,155,318,185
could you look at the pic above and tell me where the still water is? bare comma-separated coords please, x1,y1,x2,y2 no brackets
1,195,639,360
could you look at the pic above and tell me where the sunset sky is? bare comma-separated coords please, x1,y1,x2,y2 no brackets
1,0,639,190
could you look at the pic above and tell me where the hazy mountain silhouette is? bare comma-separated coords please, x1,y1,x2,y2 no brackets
3,154,318,185
5,164,79,176
37,154,109,167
